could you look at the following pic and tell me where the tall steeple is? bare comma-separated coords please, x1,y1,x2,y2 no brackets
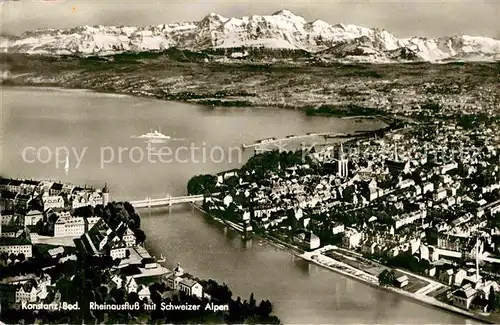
338,143,348,178
102,183,110,206
476,236,480,279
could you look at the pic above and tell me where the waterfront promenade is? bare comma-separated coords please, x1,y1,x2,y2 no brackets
299,247,494,324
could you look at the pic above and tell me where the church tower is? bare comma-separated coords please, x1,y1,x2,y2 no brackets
102,183,110,206
338,143,349,178
173,262,184,277
476,236,480,280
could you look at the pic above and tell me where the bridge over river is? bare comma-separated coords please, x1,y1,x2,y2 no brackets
130,194,204,209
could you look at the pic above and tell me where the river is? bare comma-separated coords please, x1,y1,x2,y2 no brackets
0,87,478,324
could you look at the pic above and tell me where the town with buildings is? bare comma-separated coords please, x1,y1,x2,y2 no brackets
192,116,500,322
0,178,280,324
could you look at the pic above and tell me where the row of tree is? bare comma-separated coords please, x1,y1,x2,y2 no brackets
187,149,317,196
385,252,431,275
0,252,26,266
74,202,146,244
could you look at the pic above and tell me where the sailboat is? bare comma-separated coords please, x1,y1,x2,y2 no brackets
64,156,69,173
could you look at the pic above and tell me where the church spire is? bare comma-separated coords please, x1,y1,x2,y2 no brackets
338,142,348,178
476,236,480,279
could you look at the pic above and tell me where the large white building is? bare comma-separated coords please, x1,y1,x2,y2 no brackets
394,210,426,230
71,195,105,209
24,210,44,227
71,185,110,209
0,211,32,257
54,213,85,237
178,278,203,298
42,195,65,209
342,227,363,249
0,237,33,258
294,231,321,250
165,264,203,298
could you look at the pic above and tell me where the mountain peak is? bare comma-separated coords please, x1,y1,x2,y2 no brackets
270,9,307,25
272,10,301,19
202,13,228,22
199,13,229,29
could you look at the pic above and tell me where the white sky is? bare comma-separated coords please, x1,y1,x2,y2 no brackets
1,0,499,39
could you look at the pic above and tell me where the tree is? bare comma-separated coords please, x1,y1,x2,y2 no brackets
489,287,500,312
257,299,273,317
285,212,299,232
489,287,495,311
128,291,140,304
187,174,217,195
225,176,239,189
97,285,109,303
55,276,74,302
130,213,141,229
378,269,396,286
249,292,256,309
123,201,135,215
418,259,431,274
134,229,146,244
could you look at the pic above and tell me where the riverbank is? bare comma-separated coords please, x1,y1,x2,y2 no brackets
191,203,303,254
192,203,494,324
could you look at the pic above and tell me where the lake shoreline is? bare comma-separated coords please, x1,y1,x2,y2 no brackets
0,83,393,122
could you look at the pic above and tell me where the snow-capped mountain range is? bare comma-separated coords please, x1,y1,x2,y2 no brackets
1,10,499,62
